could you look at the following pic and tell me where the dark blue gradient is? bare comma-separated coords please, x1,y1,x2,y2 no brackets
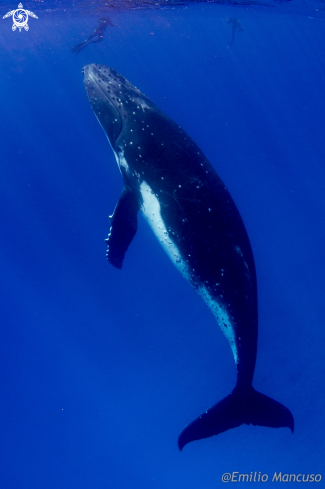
0,4,324,488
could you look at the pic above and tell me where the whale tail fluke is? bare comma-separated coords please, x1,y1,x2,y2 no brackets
178,386,294,451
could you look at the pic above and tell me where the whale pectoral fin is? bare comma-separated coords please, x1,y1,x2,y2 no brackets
105,186,139,269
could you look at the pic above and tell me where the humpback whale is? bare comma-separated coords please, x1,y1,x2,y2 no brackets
82,64,294,450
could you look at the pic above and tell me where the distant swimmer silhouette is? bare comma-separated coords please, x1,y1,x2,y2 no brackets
226,18,243,47
71,17,116,55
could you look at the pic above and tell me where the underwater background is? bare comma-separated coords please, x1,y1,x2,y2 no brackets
1,1,324,487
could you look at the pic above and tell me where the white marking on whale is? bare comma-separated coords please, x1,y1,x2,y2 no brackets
197,284,238,363
140,181,238,363
140,181,189,273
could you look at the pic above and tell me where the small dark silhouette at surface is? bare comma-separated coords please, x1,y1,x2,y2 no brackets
71,17,116,55
226,18,243,46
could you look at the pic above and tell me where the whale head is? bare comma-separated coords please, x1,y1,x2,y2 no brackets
83,64,155,156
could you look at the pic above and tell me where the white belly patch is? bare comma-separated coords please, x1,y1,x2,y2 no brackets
139,181,238,364
197,285,238,363
139,181,189,274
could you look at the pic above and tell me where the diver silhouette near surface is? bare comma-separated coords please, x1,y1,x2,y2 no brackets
71,17,115,55
226,18,243,46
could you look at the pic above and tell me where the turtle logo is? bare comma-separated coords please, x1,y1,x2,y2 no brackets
3,3,38,32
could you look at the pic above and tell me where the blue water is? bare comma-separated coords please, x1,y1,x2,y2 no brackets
1,3,324,488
